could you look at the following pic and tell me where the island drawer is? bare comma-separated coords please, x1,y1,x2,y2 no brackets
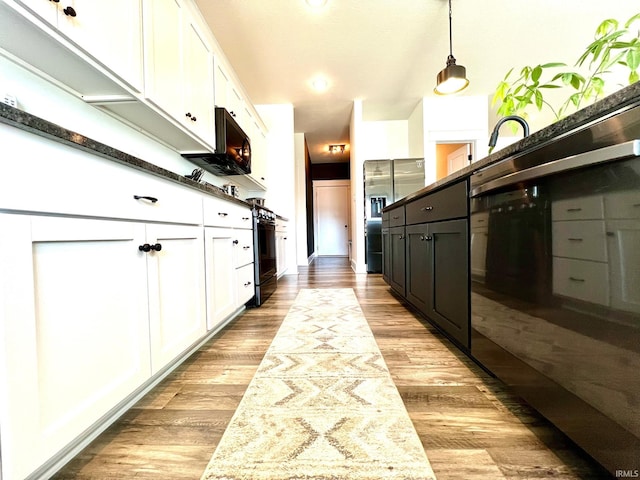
405,181,467,225
388,206,405,227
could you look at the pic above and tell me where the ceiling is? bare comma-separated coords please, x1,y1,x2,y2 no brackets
194,0,638,163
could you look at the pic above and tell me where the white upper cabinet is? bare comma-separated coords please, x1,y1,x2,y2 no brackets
183,20,215,142
143,0,186,124
214,56,245,126
143,0,215,148
14,0,144,92
214,59,231,110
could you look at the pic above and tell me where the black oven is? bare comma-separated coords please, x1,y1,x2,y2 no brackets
248,206,277,306
470,130,640,476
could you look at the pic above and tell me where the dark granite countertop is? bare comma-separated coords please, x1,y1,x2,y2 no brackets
386,81,640,209
0,102,253,209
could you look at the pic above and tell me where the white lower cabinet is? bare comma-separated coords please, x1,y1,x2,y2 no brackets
145,223,207,374
0,214,152,480
236,262,256,305
204,226,237,330
276,219,288,277
203,198,255,330
0,214,207,480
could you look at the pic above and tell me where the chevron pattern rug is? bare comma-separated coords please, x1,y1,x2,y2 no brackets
200,288,436,480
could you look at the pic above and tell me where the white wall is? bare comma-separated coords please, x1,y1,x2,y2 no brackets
349,100,366,273
422,95,489,184
408,100,425,158
293,133,309,267
255,104,298,275
360,120,409,160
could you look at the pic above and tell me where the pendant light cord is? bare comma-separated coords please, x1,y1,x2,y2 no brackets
448,0,453,57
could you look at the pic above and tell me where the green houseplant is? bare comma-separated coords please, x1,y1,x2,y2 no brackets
492,13,640,123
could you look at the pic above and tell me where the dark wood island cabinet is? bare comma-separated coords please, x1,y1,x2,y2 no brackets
382,179,470,349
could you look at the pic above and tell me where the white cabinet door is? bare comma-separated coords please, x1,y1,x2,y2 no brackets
143,0,215,146
16,0,144,91
143,0,184,122
56,0,143,91
146,223,206,374
183,18,214,145
214,57,230,109
204,227,237,330
228,83,244,125
606,220,640,314
0,214,151,480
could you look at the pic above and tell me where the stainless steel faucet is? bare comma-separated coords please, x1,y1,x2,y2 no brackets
488,115,530,153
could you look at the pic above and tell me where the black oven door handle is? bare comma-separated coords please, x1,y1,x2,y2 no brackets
471,139,640,197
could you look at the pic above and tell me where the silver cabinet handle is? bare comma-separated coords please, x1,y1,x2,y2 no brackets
569,277,585,282
471,140,640,197
421,206,433,212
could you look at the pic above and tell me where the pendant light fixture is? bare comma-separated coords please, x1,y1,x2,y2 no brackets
434,0,469,95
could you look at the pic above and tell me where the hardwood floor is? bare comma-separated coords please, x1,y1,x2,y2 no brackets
53,257,611,479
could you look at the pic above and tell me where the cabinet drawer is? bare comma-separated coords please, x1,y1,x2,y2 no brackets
552,195,604,221
405,181,467,225
203,196,252,228
381,211,390,228
275,220,288,232
0,125,203,224
604,191,640,219
388,207,405,227
236,263,255,305
552,257,609,306
552,220,607,262
233,229,254,268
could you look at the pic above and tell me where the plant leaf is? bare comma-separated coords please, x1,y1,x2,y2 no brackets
630,70,639,84
569,93,580,107
624,13,640,29
595,18,618,37
541,62,566,68
532,65,543,82
535,90,543,110
627,48,640,71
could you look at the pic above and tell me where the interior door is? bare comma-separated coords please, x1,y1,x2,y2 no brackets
447,145,468,175
314,181,350,256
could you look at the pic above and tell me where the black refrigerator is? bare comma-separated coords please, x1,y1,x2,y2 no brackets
364,158,425,273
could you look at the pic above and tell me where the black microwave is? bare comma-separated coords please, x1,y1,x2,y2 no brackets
182,107,251,176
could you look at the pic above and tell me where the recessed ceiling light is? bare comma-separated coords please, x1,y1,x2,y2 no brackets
306,0,327,7
310,75,329,92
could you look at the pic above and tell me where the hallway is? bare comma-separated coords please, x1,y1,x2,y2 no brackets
54,258,610,479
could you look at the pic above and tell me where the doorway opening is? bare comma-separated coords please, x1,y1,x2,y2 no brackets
435,141,475,181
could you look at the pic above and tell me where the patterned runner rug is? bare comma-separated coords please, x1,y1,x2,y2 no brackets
200,288,436,480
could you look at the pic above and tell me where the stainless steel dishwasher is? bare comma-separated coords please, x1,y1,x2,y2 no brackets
470,102,640,476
